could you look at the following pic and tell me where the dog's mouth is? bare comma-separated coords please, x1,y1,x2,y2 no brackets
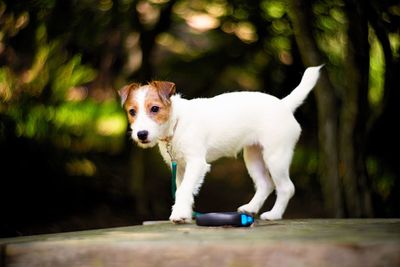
136,138,157,148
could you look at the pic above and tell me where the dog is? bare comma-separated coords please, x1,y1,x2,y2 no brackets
119,65,322,223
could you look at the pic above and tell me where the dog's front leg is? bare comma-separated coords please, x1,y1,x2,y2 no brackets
169,158,210,223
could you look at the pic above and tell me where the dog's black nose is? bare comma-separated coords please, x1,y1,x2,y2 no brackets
137,130,149,141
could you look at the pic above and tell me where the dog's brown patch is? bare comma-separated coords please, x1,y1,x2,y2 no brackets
145,83,173,124
119,83,141,124
119,83,140,106
150,81,176,105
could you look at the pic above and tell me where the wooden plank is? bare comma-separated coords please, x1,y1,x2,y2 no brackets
1,219,399,267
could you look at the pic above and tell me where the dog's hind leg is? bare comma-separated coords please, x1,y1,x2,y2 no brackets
260,148,295,220
238,145,275,215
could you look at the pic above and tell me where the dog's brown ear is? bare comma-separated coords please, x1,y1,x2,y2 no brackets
118,83,141,106
151,81,176,104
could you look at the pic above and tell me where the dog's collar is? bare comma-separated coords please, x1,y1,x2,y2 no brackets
159,119,179,162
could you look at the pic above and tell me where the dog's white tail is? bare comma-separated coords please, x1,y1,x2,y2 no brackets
282,65,323,113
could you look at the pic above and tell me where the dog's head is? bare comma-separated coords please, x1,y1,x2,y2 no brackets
119,81,176,148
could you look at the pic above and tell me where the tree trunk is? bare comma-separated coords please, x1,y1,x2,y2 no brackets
288,0,344,217
340,0,373,217
131,0,177,81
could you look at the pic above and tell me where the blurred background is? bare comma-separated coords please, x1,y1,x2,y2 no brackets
0,0,399,237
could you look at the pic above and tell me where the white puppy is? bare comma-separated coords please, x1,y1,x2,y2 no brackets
119,66,322,223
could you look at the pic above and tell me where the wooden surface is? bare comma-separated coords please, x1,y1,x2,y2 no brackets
1,219,399,267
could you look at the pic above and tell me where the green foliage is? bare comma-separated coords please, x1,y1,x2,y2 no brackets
0,17,125,153
314,1,347,66
369,31,384,109
367,157,395,201
0,67,13,101
51,54,97,101
261,0,286,20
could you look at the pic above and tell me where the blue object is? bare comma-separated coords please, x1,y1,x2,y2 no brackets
241,213,254,226
196,212,254,227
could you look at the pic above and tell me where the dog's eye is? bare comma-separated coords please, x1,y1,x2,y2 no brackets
150,106,160,113
128,108,136,116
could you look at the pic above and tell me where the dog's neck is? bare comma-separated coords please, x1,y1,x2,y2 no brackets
159,94,184,142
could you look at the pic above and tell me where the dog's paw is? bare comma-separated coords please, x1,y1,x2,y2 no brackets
169,205,192,224
237,203,258,215
260,211,282,221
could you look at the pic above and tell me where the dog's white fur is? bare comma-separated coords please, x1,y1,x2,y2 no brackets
122,66,322,223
